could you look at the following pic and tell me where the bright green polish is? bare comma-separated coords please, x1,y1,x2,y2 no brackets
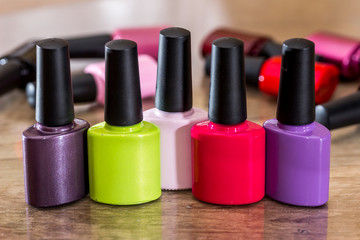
88,121,161,205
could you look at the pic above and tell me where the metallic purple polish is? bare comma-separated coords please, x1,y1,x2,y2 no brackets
263,119,331,206
22,119,89,207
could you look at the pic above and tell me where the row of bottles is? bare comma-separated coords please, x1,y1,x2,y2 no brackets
22,27,330,208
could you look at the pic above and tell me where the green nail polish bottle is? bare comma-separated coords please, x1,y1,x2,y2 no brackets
88,39,161,205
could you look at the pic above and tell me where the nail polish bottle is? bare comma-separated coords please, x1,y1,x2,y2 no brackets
248,56,339,104
307,31,360,79
25,54,157,107
88,39,161,205
0,40,36,95
191,37,265,205
201,28,282,58
143,27,208,190
22,38,90,207
263,38,331,207
67,25,170,59
0,26,167,97
316,90,360,130
205,54,339,104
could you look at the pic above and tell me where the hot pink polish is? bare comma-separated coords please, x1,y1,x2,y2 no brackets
192,37,265,205
144,27,207,190
112,26,170,59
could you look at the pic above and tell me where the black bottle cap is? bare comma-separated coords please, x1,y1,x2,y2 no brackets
7,41,37,67
316,91,360,130
245,56,266,86
204,54,265,87
276,38,315,125
0,41,37,95
26,74,97,108
204,53,211,76
0,59,25,95
35,38,74,126
104,39,143,126
71,73,97,103
67,34,112,58
259,40,283,58
155,27,192,112
209,37,247,125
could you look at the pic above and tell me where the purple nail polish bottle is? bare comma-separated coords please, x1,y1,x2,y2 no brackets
263,38,331,207
22,38,90,207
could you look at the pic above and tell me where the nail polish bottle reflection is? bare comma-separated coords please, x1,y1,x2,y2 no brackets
264,200,328,238
263,38,331,207
22,38,89,207
89,201,163,238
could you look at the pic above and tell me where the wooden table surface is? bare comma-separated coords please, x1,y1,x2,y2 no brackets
1,0,360,239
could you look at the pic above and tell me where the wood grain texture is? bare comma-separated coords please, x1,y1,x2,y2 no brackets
0,0,360,239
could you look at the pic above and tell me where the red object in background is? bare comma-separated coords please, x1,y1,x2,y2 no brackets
201,28,270,57
191,121,265,205
258,56,339,104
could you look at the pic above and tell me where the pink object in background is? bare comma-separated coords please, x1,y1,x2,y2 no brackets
112,26,170,59
308,31,360,79
84,54,158,105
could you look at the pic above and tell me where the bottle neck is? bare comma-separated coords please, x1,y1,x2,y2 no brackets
104,121,144,133
277,121,315,133
209,121,247,133
154,108,194,119
35,121,75,133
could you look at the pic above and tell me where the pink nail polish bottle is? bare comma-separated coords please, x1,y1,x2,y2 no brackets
82,54,157,105
67,25,170,59
144,27,208,190
191,37,265,205
112,26,170,59
307,31,360,79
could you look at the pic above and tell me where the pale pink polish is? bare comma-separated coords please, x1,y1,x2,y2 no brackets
144,108,207,190
144,27,208,190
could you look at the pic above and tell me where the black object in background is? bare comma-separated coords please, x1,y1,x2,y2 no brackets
316,91,360,130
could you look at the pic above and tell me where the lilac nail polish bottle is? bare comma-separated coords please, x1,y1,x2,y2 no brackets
22,38,90,207
263,38,331,207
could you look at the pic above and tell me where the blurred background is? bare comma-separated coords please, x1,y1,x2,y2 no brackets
1,0,360,87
